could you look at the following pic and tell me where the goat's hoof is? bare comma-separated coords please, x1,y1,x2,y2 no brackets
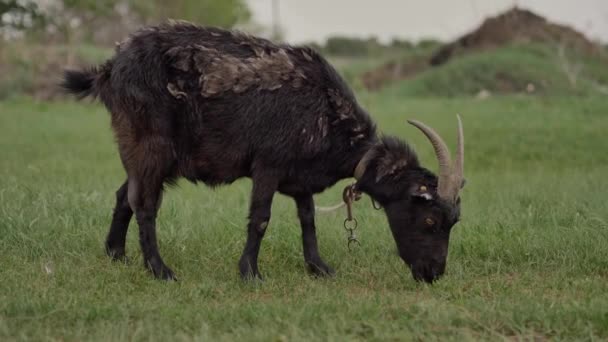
155,266,178,281
241,272,264,283
105,244,127,262
238,258,263,282
307,261,335,277
147,260,177,281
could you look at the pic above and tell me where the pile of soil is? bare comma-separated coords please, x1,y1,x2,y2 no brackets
430,7,598,66
361,56,429,92
362,7,600,91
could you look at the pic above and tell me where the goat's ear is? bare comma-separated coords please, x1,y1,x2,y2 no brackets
409,184,435,201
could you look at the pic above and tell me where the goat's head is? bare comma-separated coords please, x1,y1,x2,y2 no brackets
355,116,465,283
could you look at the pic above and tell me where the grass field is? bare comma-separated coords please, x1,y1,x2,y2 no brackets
375,44,608,97
1,94,608,341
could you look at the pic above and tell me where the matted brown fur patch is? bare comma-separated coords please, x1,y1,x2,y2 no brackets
165,42,307,98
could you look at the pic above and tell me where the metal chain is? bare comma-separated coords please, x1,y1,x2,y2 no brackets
314,183,371,251
342,184,362,251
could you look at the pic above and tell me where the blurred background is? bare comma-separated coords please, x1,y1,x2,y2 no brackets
2,3,608,340
1,0,607,100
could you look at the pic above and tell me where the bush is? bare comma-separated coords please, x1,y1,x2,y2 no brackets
321,36,417,57
417,39,442,50
0,41,112,100
324,36,374,56
390,38,413,50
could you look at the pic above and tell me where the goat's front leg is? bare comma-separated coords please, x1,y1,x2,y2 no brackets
294,194,335,277
238,173,278,280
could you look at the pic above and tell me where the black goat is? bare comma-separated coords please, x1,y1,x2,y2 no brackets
62,21,465,283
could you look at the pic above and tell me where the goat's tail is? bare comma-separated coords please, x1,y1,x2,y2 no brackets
61,67,103,99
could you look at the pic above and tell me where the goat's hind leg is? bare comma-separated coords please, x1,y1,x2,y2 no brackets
124,136,177,281
105,180,133,261
128,175,176,280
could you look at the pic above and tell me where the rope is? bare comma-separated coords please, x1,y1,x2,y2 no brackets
315,183,361,214
315,201,346,213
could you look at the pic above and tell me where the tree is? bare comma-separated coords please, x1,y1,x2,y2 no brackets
137,0,251,28
0,0,120,42
0,0,45,39
2,0,251,42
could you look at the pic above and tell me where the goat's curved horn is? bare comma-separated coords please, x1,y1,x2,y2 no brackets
455,114,464,188
407,116,464,202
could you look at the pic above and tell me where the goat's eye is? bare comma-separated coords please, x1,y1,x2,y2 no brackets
425,218,435,226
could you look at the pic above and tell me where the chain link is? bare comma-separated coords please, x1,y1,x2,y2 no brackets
342,184,362,251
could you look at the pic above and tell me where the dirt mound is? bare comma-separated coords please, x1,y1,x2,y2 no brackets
361,56,429,92
362,7,601,91
430,7,598,66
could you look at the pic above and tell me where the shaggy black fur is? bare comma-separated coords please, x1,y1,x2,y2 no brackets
62,22,461,283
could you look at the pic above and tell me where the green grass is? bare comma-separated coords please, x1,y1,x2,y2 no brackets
1,95,608,341
380,44,608,97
